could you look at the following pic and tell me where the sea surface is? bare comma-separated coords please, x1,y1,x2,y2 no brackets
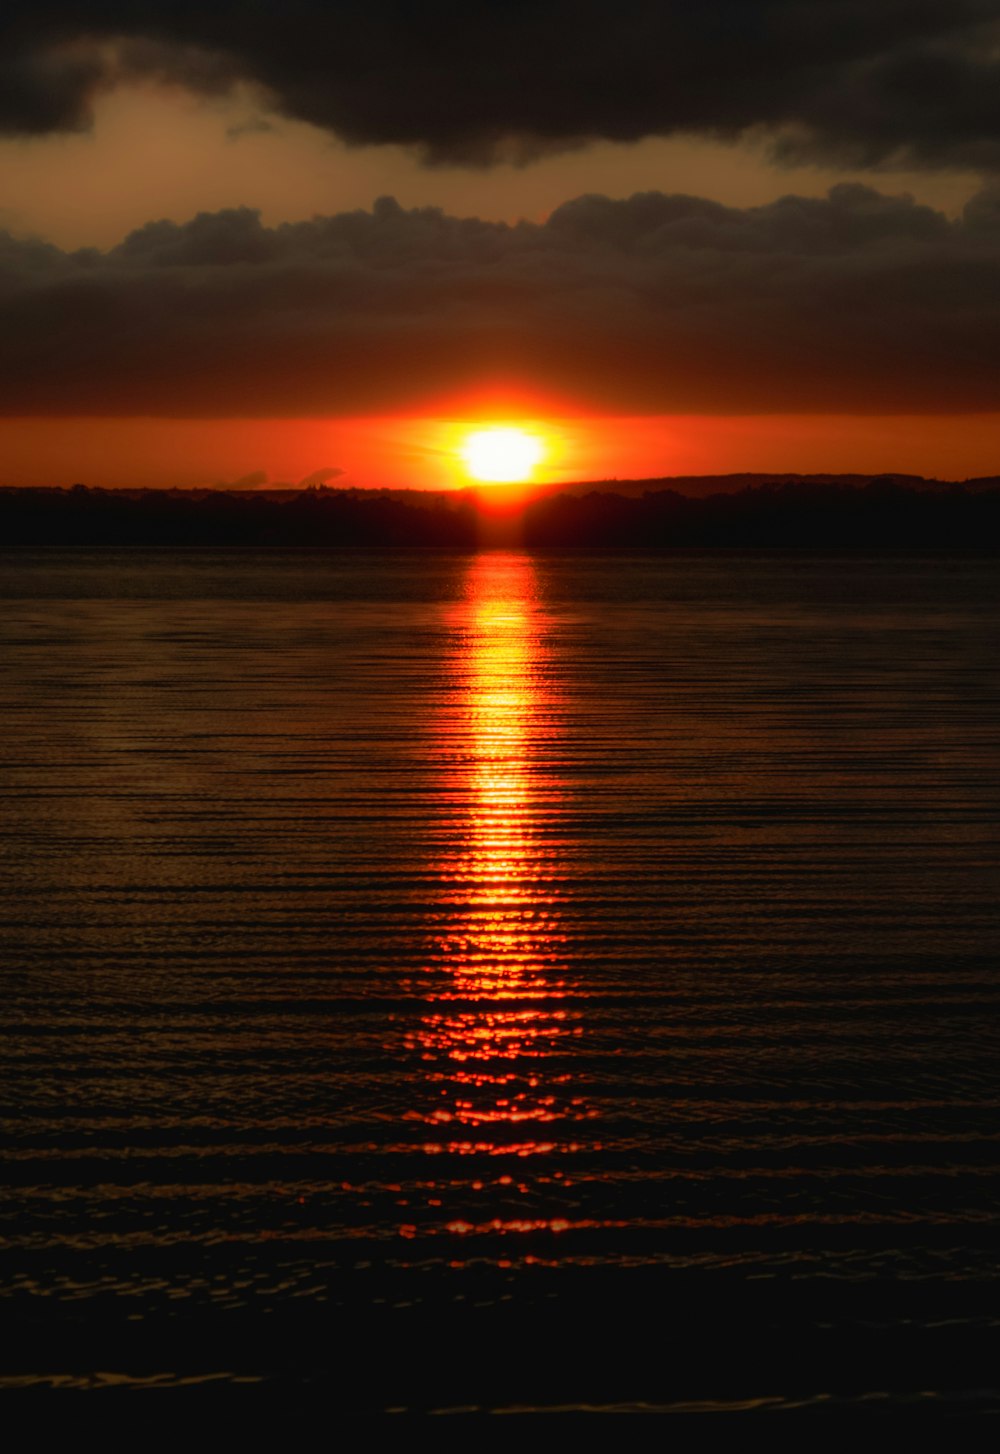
1,549,999,1409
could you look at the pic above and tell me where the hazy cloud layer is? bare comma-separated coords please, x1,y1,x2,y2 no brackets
3,3,1000,169
2,185,999,416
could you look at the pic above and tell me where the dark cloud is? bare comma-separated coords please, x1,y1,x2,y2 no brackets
1,185,998,416
1,3,1000,170
0,37,110,136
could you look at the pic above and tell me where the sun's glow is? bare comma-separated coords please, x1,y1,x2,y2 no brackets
461,427,545,483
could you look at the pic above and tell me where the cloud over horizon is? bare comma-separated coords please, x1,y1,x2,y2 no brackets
1,185,998,418
3,3,1000,171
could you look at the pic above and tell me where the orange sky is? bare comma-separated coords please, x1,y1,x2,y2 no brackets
1,83,998,487
2,411,999,490
0,87,978,252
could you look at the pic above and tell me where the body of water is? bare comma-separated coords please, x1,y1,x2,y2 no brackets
2,549,999,1407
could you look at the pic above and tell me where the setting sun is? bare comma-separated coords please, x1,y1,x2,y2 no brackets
461,427,545,483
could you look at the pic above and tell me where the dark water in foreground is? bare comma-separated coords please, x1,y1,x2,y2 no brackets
2,549,999,1409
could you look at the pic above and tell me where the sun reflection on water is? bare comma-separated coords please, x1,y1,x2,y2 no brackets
408,552,588,1155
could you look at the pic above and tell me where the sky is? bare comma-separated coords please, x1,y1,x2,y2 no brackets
2,2,1000,488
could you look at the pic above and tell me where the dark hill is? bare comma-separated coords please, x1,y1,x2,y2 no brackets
2,477,1000,548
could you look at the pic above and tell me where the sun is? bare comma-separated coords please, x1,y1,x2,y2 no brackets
461,427,545,483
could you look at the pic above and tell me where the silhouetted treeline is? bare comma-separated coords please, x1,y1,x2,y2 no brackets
3,479,1000,548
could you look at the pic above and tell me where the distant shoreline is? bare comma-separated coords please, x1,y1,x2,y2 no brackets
3,477,1000,549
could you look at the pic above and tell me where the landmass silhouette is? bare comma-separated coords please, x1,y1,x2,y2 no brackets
2,475,1000,548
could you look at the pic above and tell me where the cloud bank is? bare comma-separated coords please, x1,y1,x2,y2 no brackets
1,185,998,416
2,3,1000,170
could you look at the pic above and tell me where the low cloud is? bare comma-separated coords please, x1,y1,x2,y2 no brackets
1,185,999,416
299,467,346,487
2,4,1000,171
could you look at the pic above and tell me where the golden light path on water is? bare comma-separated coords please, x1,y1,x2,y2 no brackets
408,553,592,1201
